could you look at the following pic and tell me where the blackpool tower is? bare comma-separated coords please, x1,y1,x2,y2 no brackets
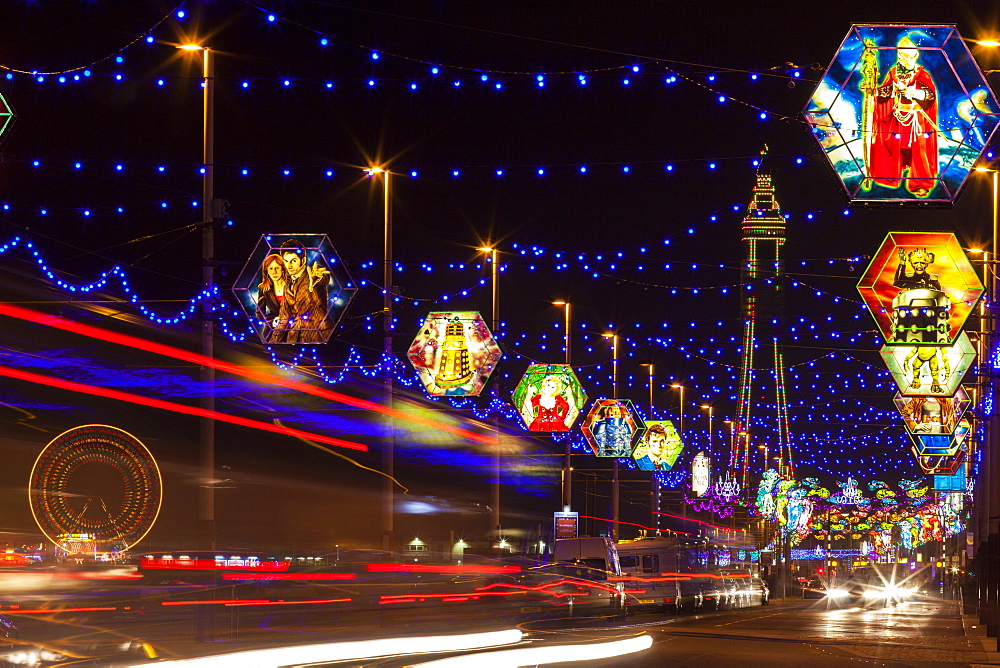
733,149,793,487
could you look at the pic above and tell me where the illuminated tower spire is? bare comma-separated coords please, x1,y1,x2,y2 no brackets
735,146,793,486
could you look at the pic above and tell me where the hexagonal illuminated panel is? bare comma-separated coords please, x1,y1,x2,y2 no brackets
632,420,683,471
511,364,587,432
880,332,976,397
858,232,983,344
804,25,1000,204
407,311,501,397
893,386,970,435
232,234,357,345
0,91,13,143
580,398,646,458
910,418,970,457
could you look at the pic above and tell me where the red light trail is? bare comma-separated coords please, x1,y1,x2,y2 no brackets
0,302,493,445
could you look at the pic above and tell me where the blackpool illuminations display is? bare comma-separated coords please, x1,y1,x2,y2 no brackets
580,399,646,458
407,311,502,397
511,364,587,432
631,420,683,471
232,234,358,345
29,425,163,556
805,24,1000,204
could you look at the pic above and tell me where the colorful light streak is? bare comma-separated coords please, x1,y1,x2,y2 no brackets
0,365,369,452
0,302,493,446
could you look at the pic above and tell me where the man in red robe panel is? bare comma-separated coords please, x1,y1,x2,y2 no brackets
867,36,939,197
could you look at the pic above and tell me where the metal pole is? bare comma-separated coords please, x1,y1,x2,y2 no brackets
381,170,394,552
555,302,572,510
609,334,619,541
489,249,500,546
987,170,1000,636
198,47,216,551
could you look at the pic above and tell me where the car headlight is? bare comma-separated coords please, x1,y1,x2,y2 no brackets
826,589,849,599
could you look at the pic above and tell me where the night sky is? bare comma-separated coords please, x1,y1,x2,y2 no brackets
0,1,996,551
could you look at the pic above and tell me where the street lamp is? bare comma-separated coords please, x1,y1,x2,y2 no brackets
641,363,658,533
640,363,655,417
671,383,685,435
552,301,571,364
759,444,769,470
478,246,501,545
701,404,714,458
552,301,572,510
603,332,618,397
367,165,393,551
179,42,217,551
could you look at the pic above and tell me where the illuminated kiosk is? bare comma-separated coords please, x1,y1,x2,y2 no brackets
30,425,162,558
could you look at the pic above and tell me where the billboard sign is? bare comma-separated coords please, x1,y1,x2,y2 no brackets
554,511,579,539
857,232,983,344
692,452,711,496
511,364,588,432
804,25,1000,204
631,420,684,471
580,399,646,458
880,332,976,396
232,234,357,345
407,312,502,397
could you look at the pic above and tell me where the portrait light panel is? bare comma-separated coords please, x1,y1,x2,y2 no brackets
407,311,502,397
580,399,647,458
631,420,683,471
857,232,983,344
893,386,970,435
880,331,976,397
804,24,1000,204
232,234,357,345
511,364,588,432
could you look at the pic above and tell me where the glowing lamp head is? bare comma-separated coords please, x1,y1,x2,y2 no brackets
178,44,205,51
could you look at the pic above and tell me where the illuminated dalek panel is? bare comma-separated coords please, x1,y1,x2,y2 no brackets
435,318,475,388
891,288,950,344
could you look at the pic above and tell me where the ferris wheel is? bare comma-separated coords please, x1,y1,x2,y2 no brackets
29,425,162,556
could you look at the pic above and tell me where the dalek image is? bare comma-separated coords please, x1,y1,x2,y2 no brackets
891,288,950,344
434,318,475,388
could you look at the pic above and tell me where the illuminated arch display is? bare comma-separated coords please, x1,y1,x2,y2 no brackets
232,234,357,345
805,24,1000,204
511,364,587,432
580,399,646,458
29,425,162,555
857,232,983,345
407,311,502,397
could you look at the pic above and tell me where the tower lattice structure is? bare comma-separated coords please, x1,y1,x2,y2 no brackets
734,158,793,487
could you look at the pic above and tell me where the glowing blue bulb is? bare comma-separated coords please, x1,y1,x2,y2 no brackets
368,80,375,86
496,169,504,176
117,207,124,213
538,80,545,87
32,160,39,167
793,70,801,78
665,164,674,171
158,165,165,172
481,74,488,81
410,170,417,177
623,165,630,173
538,168,545,175
452,170,460,177
283,169,290,176
83,210,90,216
199,167,206,174
74,162,82,169
115,164,123,171
709,163,716,169
116,56,123,63
40,209,46,215
326,170,334,177
842,209,850,216
320,37,329,46
371,52,380,60
5,74,10,80
718,95,726,103
751,73,758,80
632,65,640,73
115,74,122,81
453,80,461,86
242,81,249,88
796,157,803,164
495,82,502,89
284,80,291,86
161,202,167,208
58,76,66,84
623,78,630,85
579,78,587,85
36,76,44,83
708,74,716,81
759,112,767,120
410,83,417,90
146,36,155,43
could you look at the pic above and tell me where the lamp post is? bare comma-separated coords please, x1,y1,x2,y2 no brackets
603,332,620,540
179,43,217,551
671,383,685,436
552,301,572,510
479,246,501,546
641,363,658,533
701,404,714,460
724,420,734,468
368,166,393,551
974,165,999,633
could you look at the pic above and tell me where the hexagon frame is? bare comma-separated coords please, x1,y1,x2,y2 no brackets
232,234,357,345
893,386,970,435
632,419,683,471
511,364,588,432
407,311,502,397
880,331,976,397
580,398,647,458
858,232,983,345
804,24,1000,204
